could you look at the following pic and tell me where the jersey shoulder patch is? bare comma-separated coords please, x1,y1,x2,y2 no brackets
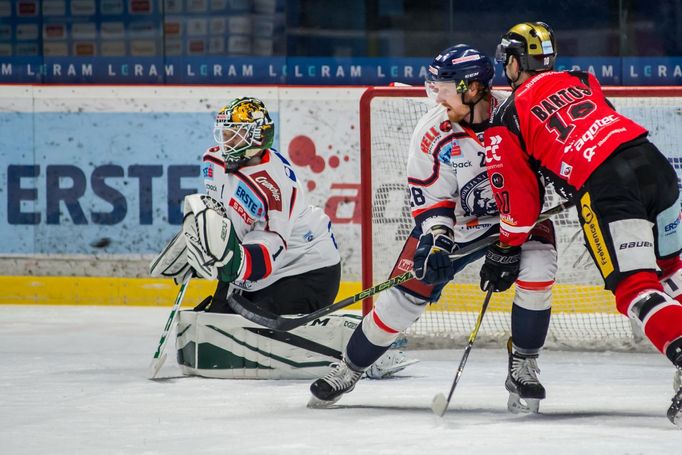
248,170,283,212
230,177,266,225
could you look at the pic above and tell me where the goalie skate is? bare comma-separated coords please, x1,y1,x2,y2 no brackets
308,361,363,408
505,339,545,414
364,350,419,379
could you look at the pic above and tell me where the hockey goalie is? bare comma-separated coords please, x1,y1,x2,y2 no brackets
150,97,414,380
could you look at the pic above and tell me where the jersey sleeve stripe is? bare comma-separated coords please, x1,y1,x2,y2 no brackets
242,243,272,281
411,201,456,219
500,222,535,234
289,187,297,219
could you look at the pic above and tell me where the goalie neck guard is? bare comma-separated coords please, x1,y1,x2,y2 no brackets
213,97,275,169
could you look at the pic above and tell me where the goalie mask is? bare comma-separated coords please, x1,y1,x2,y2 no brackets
495,22,557,73
213,97,275,167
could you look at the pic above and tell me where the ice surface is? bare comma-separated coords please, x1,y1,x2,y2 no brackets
1,305,681,454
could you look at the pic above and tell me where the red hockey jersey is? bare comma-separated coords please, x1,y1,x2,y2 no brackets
484,70,648,246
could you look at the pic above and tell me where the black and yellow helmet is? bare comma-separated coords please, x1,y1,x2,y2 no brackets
495,22,557,72
213,97,275,164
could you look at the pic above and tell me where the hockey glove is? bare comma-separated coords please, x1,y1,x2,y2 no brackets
479,242,522,292
413,226,457,285
149,229,191,285
183,194,243,281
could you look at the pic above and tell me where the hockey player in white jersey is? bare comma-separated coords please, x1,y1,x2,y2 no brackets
309,45,558,412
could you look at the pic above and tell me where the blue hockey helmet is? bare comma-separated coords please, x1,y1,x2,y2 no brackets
425,44,495,93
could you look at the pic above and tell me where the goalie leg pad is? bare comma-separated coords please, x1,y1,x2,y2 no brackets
176,311,362,379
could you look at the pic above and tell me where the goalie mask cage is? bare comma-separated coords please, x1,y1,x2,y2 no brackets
360,86,682,350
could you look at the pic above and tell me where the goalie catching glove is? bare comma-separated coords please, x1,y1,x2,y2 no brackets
182,193,244,282
413,225,457,285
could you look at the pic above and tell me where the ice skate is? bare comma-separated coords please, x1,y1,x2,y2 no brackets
364,350,419,379
308,360,363,408
505,339,545,414
669,375,682,428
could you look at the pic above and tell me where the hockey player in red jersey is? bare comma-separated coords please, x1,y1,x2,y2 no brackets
480,21,682,427
309,45,558,412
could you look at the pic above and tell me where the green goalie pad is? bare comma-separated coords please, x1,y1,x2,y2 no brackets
175,311,362,379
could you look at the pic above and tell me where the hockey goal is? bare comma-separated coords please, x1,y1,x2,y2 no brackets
360,86,682,350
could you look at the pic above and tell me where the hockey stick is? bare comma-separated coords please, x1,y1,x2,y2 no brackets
148,272,191,379
431,287,494,416
228,201,573,331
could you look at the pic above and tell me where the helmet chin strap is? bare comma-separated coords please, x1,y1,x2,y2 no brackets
505,56,523,89
461,92,486,125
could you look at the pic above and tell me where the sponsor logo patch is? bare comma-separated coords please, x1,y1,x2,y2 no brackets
233,181,264,221
491,172,504,189
202,162,214,180
251,170,282,211
580,192,614,277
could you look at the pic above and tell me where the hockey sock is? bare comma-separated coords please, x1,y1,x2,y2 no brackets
615,271,682,357
345,311,393,370
510,304,551,355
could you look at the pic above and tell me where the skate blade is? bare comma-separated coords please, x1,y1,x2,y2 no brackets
668,405,682,429
307,395,340,409
507,393,541,414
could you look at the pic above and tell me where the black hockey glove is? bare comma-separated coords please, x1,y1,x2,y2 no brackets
479,242,522,292
413,226,457,285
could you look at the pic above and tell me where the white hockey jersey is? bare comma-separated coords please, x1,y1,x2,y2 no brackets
201,146,340,292
406,91,508,243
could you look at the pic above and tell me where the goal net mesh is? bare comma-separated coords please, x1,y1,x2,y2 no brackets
361,87,682,350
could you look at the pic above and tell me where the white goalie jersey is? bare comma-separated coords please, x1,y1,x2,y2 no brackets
406,91,508,242
201,146,340,292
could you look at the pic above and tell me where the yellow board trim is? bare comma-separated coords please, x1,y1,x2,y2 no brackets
0,277,616,314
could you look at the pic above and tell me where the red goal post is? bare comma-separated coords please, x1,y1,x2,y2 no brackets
359,85,682,349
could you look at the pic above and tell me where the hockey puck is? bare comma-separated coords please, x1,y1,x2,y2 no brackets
90,237,112,248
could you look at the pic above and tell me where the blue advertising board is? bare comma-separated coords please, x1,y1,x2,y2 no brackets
1,57,682,85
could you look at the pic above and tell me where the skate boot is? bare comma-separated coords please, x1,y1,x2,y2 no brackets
505,338,545,414
364,350,419,379
308,360,363,408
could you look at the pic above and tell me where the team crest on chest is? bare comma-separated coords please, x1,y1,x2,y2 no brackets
460,172,497,217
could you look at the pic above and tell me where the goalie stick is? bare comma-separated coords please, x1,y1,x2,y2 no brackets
431,287,494,416
228,201,572,331
148,272,191,379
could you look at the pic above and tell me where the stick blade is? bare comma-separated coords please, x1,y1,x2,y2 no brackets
227,294,283,329
431,393,449,417
148,353,167,379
